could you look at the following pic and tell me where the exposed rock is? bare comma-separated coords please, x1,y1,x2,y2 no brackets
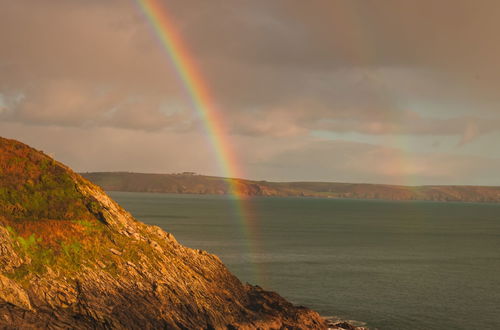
0,225,22,272
325,317,370,330
0,275,32,310
109,248,122,256
0,137,337,329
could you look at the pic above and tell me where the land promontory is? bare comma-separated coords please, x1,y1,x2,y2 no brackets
82,172,500,203
0,137,365,329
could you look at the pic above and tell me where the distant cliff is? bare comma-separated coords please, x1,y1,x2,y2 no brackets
0,137,345,329
82,172,500,203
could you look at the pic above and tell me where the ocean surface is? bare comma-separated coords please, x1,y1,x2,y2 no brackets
109,191,500,330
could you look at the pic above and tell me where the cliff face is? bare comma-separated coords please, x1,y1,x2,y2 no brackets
82,172,500,203
0,137,327,329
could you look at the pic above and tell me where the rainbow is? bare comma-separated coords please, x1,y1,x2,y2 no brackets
135,0,265,284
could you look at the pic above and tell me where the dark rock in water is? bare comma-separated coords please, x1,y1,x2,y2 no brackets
0,137,333,329
325,317,370,330
332,322,356,330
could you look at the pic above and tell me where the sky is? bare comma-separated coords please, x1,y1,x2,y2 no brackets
1,0,500,185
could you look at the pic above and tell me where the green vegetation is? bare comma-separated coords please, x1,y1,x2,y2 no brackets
61,241,82,264
3,215,156,283
0,169,92,220
0,137,97,222
72,219,98,233
4,226,55,282
17,233,41,251
0,138,174,286
4,219,99,282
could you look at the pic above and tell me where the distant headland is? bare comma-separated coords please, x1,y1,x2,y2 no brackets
81,172,500,203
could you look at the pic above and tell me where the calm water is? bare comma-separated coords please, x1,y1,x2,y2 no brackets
109,192,500,330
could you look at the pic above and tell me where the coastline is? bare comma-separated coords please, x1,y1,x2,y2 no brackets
81,172,500,204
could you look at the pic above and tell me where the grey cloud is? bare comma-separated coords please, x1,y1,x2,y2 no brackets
2,0,500,184
0,80,192,131
0,121,220,175
3,0,500,132
250,139,500,185
0,0,190,131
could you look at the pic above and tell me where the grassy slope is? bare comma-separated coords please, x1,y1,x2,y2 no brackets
0,138,123,283
0,138,167,286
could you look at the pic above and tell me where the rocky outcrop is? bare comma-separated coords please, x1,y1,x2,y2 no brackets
0,137,335,329
0,275,32,311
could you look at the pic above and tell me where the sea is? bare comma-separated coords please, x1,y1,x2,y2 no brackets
109,191,500,330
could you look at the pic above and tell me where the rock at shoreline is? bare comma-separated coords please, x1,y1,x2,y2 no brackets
325,317,370,330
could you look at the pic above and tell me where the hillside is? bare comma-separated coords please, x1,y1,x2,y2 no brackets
82,172,500,203
0,137,353,329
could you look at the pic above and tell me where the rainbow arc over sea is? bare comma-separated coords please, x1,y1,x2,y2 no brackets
136,0,265,284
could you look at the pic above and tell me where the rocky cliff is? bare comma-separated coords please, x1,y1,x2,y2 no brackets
0,137,336,329
82,172,500,203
